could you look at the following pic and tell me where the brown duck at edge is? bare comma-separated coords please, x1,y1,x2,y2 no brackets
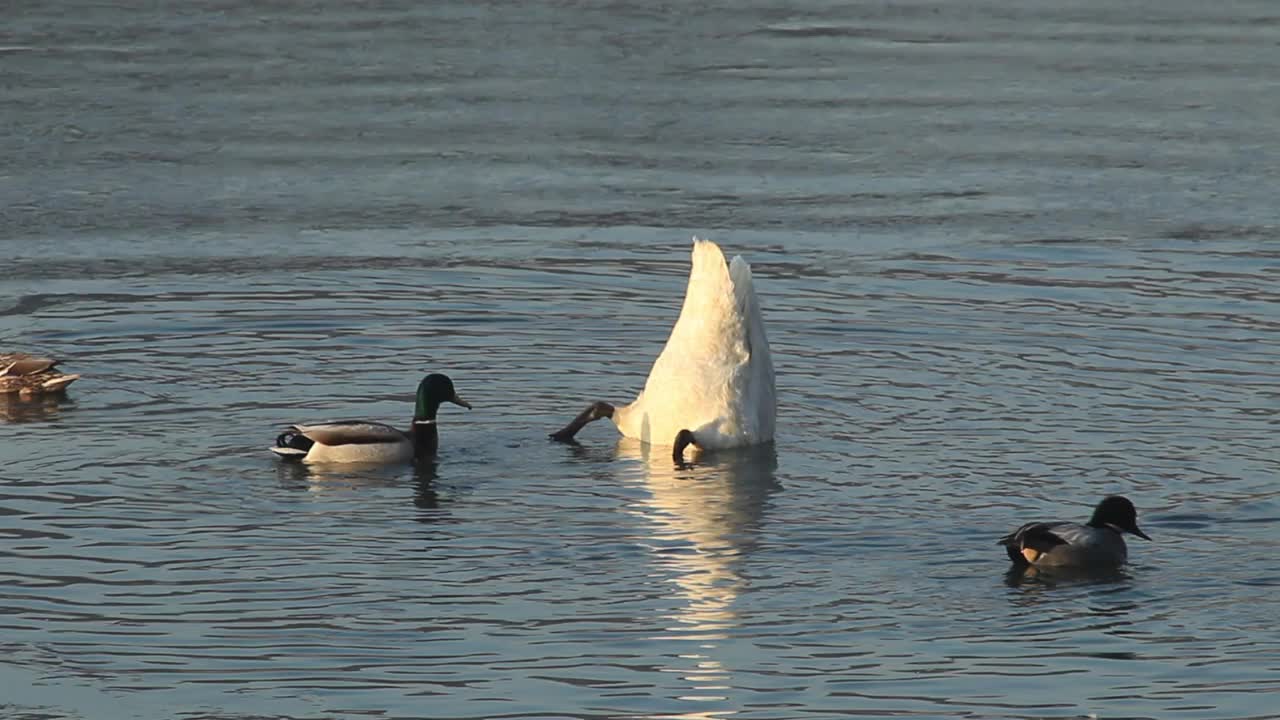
0,353,81,397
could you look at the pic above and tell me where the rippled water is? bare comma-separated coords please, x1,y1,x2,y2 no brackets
3,1,1279,718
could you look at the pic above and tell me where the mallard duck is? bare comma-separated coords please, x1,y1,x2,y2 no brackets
270,373,470,464
550,238,775,463
0,353,81,397
999,495,1152,570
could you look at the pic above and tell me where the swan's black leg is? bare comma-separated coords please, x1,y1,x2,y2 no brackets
550,401,615,442
673,429,697,463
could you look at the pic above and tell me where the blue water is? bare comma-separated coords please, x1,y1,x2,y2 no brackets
2,1,1278,718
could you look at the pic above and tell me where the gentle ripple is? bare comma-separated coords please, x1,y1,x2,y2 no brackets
3,0,1279,718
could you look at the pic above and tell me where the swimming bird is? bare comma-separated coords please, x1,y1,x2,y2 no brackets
550,238,775,463
270,373,470,464
0,353,81,397
998,495,1151,570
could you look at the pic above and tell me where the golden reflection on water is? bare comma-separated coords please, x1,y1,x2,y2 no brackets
617,439,779,716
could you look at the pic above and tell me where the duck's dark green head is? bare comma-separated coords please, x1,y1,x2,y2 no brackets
1090,495,1151,540
414,373,471,419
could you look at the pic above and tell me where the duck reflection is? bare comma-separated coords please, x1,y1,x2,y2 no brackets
0,394,75,423
275,458,398,490
1002,567,1139,646
412,462,442,510
1003,564,1131,590
274,459,447,516
618,438,780,711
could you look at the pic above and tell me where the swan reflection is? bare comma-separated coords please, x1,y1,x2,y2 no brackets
618,439,779,714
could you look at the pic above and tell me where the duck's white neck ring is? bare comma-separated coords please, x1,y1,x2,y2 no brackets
413,420,437,425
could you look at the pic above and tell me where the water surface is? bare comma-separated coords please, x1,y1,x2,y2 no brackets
2,1,1279,718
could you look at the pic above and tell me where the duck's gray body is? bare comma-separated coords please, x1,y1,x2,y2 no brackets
999,521,1129,568
271,421,415,463
999,495,1151,571
269,373,468,465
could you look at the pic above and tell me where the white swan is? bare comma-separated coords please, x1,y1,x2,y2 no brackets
550,238,775,462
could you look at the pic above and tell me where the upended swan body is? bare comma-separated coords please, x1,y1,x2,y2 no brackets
551,238,775,462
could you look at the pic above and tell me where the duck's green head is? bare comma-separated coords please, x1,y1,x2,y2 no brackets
414,373,471,420
1090,495,1151,541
